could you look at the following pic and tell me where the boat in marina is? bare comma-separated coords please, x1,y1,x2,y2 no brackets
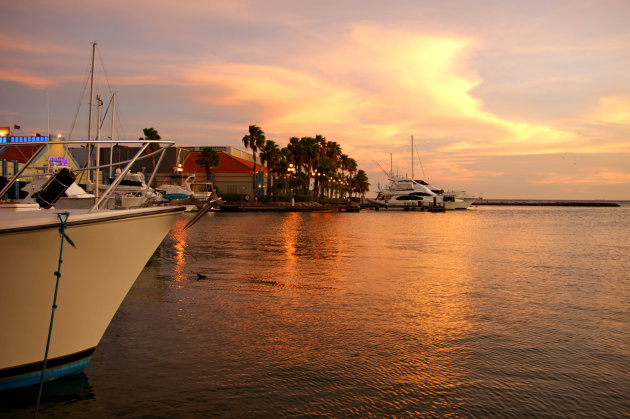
370,136,480,210
369,174,477,210
367,175,445,210
157,174,218,211
157,174,214,200
0,138,185,391
412,178,479,210
91,170,163,209
21,167,163,210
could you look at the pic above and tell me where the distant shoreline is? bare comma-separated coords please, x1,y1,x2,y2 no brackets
472,200,620,207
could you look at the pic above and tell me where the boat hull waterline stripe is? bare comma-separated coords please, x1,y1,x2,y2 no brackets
0,348,94,390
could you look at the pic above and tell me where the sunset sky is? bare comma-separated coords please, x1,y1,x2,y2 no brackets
1,0,629,199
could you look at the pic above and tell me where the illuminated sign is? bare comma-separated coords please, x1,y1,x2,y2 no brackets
0,136,49,144
47,156,68,166
0,127,9,137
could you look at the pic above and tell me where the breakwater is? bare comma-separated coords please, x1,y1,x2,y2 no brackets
473,200,619,207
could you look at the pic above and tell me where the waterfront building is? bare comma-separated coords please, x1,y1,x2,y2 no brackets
178,149,268,198
94,144,269,198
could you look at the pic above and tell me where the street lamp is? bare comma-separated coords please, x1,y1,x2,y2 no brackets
176,163,183,184
287,163,296,195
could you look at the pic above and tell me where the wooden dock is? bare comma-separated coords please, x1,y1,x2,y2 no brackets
219,203,361,212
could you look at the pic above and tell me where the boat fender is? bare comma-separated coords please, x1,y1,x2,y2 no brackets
34,168,76,209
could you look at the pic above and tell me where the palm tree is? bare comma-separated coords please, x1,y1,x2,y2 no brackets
260,140,280,196
242,125,266,199
287,137,302,174
326,142,342,172
340,154,350,178
347,157,358,177
317,156,336,198
195,147,219,182
353,170,370,196
312,135,327,197
141,127,161,142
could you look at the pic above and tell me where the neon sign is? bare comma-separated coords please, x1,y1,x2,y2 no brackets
0,136,49,144
47,156,68,166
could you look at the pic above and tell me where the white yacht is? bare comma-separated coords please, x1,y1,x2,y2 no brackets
412,179,479,210
367,175,444,210
371,135,481,210
91,170,163,209
0,138,185,391
370,175,477,210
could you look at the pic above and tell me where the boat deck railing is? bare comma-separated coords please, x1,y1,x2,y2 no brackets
0,139,175,212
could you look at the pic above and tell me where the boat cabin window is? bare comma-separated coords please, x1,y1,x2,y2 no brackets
395,195,421,201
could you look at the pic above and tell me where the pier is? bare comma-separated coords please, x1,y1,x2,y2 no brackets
219,203,362,212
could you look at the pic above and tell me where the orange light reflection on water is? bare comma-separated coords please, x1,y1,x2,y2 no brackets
357,213,480,392
169,217,189,283
276,212,301,288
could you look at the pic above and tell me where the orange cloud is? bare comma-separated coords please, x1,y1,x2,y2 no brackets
534,168,630,185
588,95,630,126
0,67,53,89
173,24,600,159
0,34,76,56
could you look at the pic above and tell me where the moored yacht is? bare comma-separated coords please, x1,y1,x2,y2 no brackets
412,179,480,210
367,176,445,210
371,136,481,210
0,138,185,391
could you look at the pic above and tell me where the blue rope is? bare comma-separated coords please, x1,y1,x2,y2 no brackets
34,212,75,417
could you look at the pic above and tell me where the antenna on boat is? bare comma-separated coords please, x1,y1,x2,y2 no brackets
390,153,393,177
372,159,391,178
414,141,427,180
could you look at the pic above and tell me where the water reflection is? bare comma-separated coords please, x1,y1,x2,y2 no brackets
168,217,189,283
0,373,106,417
82,208,630,417
280,212,299,259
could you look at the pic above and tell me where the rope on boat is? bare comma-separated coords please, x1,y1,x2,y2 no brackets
34,212,75,417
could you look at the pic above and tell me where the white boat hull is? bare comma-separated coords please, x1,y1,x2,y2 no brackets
0,206,183,390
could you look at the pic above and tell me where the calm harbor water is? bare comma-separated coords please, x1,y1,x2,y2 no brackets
3,205,630,417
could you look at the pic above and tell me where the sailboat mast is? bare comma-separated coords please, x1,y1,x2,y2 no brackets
411,135,414,180
109,93,115,178
87,42,96,141
95,95,103,199
87,41,96,184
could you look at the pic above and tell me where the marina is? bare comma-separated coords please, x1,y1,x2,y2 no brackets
2,4,630,416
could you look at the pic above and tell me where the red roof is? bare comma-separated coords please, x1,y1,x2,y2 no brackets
184,151,267,174
0,145,42,163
